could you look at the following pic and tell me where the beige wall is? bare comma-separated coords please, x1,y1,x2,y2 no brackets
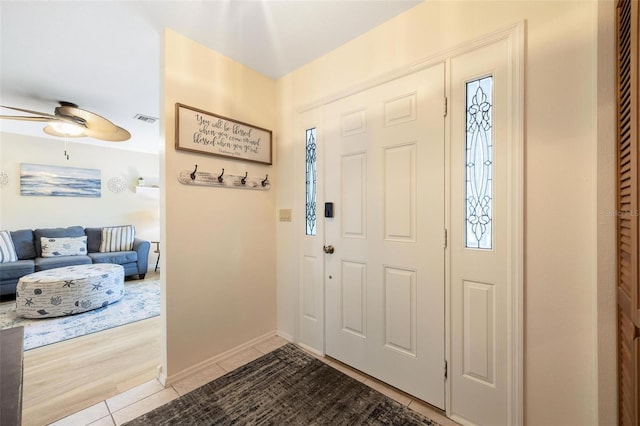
162,29,277,377
596,1,617,425
275,1,610,425
0,133,160,257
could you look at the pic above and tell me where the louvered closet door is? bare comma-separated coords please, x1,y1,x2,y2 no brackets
617,1,640,425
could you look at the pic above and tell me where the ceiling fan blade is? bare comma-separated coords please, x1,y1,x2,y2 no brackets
56,105,116,132
57,104,130,141
0,115,52,122
0,105,56,119
83,125,131,142
4,102,131,142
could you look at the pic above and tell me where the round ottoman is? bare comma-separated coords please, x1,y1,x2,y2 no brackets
16,264,125,318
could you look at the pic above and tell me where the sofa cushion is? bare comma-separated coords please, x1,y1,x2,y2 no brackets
88,251,137,265
35,255,92,271
84,227,102,253
0,260,35,280
10,229,36,260
100,225,135,252
0,231,18,263
34,226,85,256
40,236,88,257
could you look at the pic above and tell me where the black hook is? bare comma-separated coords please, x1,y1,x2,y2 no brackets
218,168,225,183
190,164,198,181
241,172,248,185
261,174,269,187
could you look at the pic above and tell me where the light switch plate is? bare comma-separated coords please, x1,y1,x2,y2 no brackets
279,208,292,222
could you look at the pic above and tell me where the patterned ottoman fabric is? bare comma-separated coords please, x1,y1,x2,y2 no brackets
16,264,125,318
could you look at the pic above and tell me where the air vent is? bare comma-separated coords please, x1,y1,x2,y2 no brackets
133,114,158,124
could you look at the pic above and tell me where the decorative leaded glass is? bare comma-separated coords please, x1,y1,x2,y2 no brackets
306,128,317,236
465,76,493,249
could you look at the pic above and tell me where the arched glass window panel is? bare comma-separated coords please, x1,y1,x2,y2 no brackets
465,76,493,249
306,128,317,236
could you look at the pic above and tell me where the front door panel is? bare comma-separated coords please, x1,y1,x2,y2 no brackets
324,63,446,408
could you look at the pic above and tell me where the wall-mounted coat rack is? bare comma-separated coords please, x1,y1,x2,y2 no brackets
177,165,270,190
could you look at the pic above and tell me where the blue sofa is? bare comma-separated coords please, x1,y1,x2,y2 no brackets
0,226,150,297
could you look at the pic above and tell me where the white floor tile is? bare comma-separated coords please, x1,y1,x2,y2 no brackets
111,388,179,425
105,379,165,413
217,347,263,372
48,402,110,426
253,335,288,354
86,415,115,426
172,364,227,396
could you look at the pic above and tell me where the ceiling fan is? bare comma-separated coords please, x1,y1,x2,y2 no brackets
0,101,131,142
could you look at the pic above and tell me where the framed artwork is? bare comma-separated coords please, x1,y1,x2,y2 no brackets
175,103,272,165
20,163,101,198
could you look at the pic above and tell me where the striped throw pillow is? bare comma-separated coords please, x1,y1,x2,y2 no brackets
99,225,136,253
0,230,18,263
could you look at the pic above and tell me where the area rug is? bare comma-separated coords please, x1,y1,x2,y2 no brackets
124,343,441,426
0,279,159,350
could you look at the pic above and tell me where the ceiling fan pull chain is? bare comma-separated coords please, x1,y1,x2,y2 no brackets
64,136,70,160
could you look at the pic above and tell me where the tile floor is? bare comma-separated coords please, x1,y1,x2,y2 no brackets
48,335,458,426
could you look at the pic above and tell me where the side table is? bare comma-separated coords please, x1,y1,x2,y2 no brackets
152,241,160,272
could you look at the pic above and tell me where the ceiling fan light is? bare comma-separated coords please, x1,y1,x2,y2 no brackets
49,121,85,136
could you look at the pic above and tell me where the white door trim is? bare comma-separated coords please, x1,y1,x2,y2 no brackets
293,21,524,425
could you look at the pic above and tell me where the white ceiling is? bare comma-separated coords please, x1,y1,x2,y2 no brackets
0,0,421,154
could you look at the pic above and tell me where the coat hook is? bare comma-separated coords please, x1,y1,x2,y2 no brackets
261,174,269,187
218,168,225,183
190,164,198,181
241,172,248,185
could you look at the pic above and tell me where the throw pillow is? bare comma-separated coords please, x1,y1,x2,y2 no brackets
0,230,18,263
40,236,88,257
100,225,135,252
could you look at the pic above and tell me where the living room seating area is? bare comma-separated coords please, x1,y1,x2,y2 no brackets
0,225,150,297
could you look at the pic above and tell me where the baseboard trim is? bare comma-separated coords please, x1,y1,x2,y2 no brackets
275,330,294,343
158,330,278,386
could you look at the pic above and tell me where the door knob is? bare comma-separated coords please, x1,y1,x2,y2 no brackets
323,245,335,254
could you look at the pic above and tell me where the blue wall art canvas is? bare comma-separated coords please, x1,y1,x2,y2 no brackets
20,163,101,198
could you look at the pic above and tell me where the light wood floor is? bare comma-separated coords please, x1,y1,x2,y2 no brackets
22,315,161,426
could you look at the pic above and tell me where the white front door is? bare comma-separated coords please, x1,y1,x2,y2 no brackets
324,63,446,407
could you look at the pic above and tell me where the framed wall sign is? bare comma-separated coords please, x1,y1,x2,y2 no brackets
175,103,272,165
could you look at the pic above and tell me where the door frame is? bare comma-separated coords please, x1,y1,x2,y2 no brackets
295,21,524,424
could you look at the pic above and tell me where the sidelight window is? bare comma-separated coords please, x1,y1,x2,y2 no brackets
305,128,317,236
465,76,493,249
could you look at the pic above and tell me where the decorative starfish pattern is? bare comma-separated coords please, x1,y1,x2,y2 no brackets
14,264,126,318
